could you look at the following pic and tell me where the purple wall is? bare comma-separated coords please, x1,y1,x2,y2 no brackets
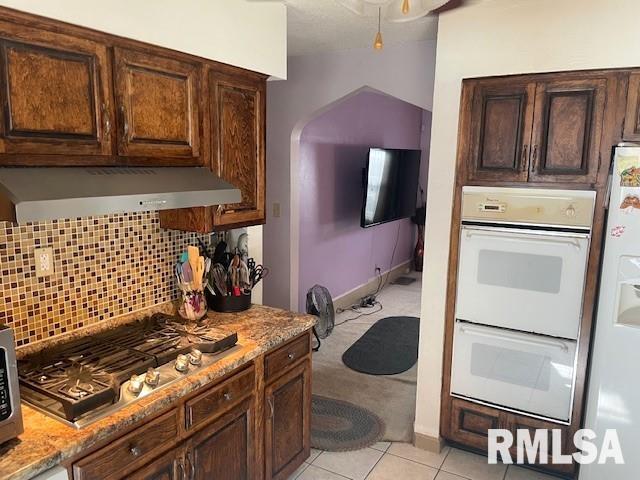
298,91,426,310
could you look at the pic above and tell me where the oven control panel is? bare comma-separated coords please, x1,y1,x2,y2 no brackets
462,186,596,228
0,349,12,421
478,202,506,213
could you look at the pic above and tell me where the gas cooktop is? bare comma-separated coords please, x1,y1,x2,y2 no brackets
17,313,239,428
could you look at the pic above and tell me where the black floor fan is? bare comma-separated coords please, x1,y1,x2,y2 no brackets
306,285,335,351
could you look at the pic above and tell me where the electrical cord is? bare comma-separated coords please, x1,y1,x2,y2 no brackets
334,302,384,326
333,222,402,327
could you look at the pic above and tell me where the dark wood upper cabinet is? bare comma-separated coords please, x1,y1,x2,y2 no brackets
264,360,311,480
528,78,606,184
209,69,266,229
113,47,201,162
0,19,113,158
624,72,640,141
467,81,535,182
188,399,254,480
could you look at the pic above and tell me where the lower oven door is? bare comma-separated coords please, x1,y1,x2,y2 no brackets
456,225,590,339
450,321,577,423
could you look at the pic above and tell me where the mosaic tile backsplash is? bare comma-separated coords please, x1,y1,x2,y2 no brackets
0,212,212,346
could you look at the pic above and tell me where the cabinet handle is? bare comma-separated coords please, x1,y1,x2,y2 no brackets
521,144,528,171
120,104,129,138
223,391,232,401
129,444,141,457
287,352,295,360
531,145,538,172
186,449,195,480
102,104,111,141
268,396,274,419
177,458,186,480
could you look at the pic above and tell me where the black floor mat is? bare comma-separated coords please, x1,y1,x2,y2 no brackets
341,316,420,375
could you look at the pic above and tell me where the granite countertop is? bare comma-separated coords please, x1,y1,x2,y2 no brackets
0,305,316,480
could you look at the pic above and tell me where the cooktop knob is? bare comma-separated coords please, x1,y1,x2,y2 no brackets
189,348,203,366
565,205,576,218
175,354,190,372
145,368,160,387
128,375,144,394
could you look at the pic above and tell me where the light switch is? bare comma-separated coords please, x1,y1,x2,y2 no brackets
272,202,281,218
35,247,54,278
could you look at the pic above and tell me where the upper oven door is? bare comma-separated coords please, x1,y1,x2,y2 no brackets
456,225,590,339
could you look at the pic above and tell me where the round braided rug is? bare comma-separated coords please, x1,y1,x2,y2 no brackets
311,395,385,451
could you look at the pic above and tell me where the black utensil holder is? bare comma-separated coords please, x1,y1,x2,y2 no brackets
206,289,252,313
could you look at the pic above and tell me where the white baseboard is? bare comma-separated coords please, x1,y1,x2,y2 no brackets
414,431,445,453
332,260,412,312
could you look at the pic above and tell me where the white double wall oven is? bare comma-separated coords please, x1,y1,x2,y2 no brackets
451,187,596,424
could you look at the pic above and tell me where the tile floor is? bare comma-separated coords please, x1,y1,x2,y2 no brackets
288,443,558,480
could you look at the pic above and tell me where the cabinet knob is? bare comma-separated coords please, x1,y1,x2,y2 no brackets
102,104,111,141
287,352,295,360
223,391,232,401
129,444,141,457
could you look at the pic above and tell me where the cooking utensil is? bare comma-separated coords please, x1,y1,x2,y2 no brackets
250,265,269,288
192,256,205,290
182,262,194,284
187,246,200,289
211,263,228,296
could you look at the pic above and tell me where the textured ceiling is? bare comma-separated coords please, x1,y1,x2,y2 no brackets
248,0,440,56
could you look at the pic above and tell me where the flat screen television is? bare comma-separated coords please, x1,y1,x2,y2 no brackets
361,148,421,228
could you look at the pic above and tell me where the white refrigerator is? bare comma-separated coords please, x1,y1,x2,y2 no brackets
581,146,640,479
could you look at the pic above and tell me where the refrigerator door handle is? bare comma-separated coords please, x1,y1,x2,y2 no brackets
604,171,613,210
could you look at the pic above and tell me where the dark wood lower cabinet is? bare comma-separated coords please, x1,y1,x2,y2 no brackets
71,332,313,480
264,360,311,480
189,398,254,480
128,451,181,480
445,397,575,477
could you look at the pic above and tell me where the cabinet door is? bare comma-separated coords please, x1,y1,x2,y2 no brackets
209,69,265,229
114,47,201,161
188,398,255,480
0,20,113,158
447,397,505,452
467,81,535,182
265,360,311,480
624,72,640,141
528,78,607,184
128,450,181,480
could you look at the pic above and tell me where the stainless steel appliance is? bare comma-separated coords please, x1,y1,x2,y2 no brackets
17,314,239,429
0,326,23,443
451,186,596,423
0,167,242,224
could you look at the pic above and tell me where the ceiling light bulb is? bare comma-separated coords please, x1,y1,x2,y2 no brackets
402,0,410,14
374,31,383,50
373,6,383,50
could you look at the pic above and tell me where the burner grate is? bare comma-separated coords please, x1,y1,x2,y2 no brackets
18,313,238,423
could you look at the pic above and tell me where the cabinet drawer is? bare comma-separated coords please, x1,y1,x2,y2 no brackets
265,333,310,382
73,409,178,480
185,366,255,430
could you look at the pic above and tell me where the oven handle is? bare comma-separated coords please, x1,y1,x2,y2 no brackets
459,324,570,352
463,227,587,250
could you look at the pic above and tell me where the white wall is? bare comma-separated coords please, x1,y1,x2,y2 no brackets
416,0,640,441
0,0,287,78
265,40,437,309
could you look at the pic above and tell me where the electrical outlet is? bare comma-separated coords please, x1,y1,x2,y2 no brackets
272,202,281,218
35,247,54,278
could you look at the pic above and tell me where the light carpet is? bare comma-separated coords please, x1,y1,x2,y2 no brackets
311,271,421,442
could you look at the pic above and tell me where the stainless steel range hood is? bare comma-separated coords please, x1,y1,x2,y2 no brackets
0,167,241,224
